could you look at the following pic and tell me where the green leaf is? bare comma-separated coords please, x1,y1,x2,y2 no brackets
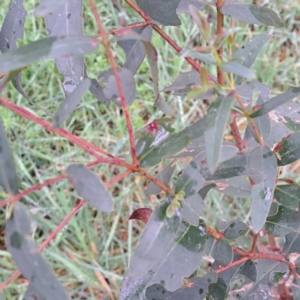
181,193,204,226
233,34,272,84
282,232,300,257
34,0,69,17
66,164,113,212
221,3,284,27
215,176,251,198
145,162,175,195
265,205,299,236
204,95,234,173
211,239,233,266
270,270,290,284
292,278,300,299
140,133,190,167
136,0,181,26
242,260,288,299
238,260,257,282
250,87,300,118
117,25,152,75
5,203,69,300
220,61,255,79
0,0,27,98
52,78,91,127
274,184,300,209
181,49,216,65
221,220,250,240
0,36,99,73
24,283,47,300
249,146,277,233
207,278,227,300
277,131,300,166
98,67,136,106
120,202,207,298
0,116,19,195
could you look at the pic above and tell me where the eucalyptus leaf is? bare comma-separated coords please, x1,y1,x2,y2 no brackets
66,164,113,212
274,184,300,209
277,131,300,166
211,239,233,266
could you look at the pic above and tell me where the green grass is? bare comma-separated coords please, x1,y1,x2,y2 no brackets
0,0,299,299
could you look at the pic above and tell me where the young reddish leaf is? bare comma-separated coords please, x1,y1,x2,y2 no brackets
129,208,152,224
43,0,85,95
52,78,91,128
221,3,284,27
98,67,136,106
233,34,271,84
117,25,152,75
204,95,234,173
250,87,300,118
34,0,68,17
249,146,277,233
66,164,114,212
136,0,181,26
145,162,175,195
277,131,300,166
176,0,206,15
0,36,99,73
0,0,27,98
0,117,19,195
5,203,69,300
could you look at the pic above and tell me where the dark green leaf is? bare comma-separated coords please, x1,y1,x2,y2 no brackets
176,0,206,14
221,61,255,79
66,164,113,212
34,0,68,17
250,87,300,118
233,34,271,84
181,116,206,140
277,131,300,166
249,146,277,233
274,184,300,209
282,232,300,257
222,220,250,240
140,133,190,167
136,0,181,26
0,0,27,98
98,67,136,106
0,36,99,73
238,260,257,282
204,95,234,173
241,260,288,299
207,277,227,300
198,183,216,201
215,176,251,198
52,78,90,128
211,239,233,266
23,283,47,300
265,205,299,236
0,116,19,195
270,270,290,284
221,3,284,27
5,203,69,300
117,25,152,75
145,162,175,195
268,202,279,217
181,193,204,226
145,284,172,300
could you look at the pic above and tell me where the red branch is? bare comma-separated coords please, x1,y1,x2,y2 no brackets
89,0,138,165
215,257,248,274
0,170,131,291
124,0,216,84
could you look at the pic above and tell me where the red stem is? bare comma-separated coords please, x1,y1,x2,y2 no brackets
251,233,259,253
215,257,248,274
124,0,216,84
0,170,131,291
89,0,138,165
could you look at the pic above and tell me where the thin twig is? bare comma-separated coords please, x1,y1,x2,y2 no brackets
89,0,138,165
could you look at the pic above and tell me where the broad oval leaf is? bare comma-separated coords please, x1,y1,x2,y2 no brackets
0,0,27,98
66,164,113,212
204,95,234,173
0,117,19,195
117,25,152,75
276,131,300,166
5,203,69,300
274,184,300,209
0,36,99,73
218,220,250,240
265,205,300,237
250,86,300,118
52,78,91,128
211,239,233,266
220,3,284,27
136,0,181,26
145,162,175,195
249,146,277,233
